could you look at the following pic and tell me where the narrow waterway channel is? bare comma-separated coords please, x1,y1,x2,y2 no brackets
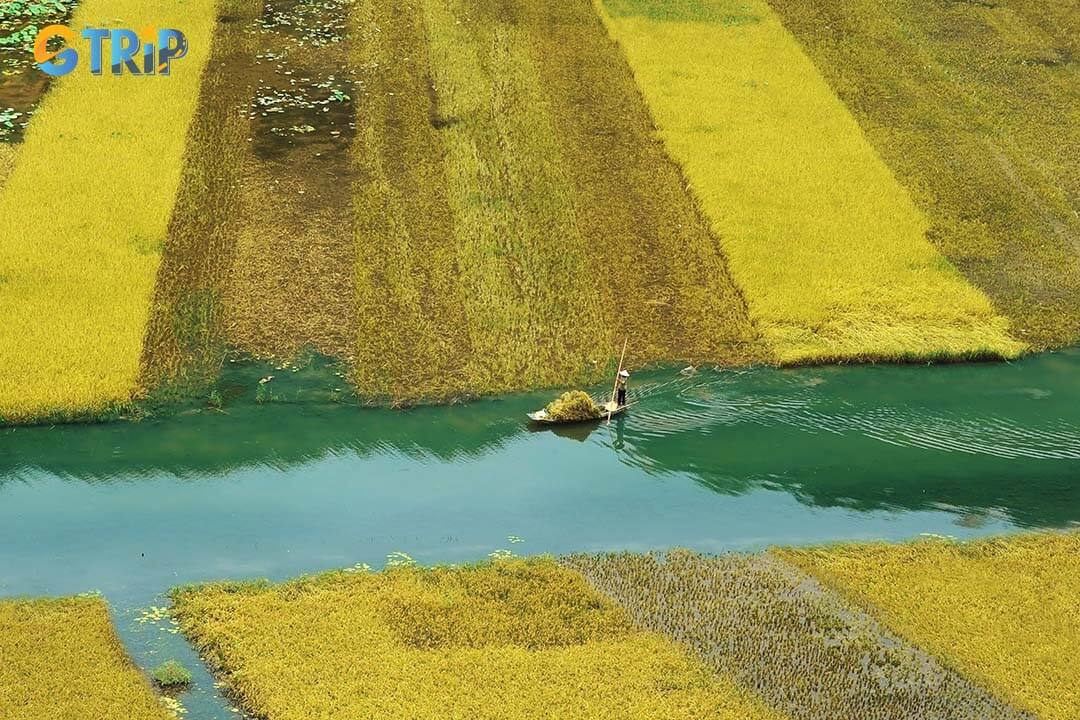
2,348,1078,718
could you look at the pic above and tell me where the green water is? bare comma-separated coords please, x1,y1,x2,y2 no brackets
1,349,1079,718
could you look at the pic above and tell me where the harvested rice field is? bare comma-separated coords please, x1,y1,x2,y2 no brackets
172,558,781,720
564,549,1032,720
594,0,1024,363
221,0,359,362
782,532,1080,720
768,0,1080,350
0,596,172,720
141,0,264,393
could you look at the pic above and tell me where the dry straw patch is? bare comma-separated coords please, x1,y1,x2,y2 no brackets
0,0,219,422
0,597,173,720
594,0,1023,364
782,532,1080,720
565,549,1031,720
0,143,17,189
171,558,782,719
768,0,1080,350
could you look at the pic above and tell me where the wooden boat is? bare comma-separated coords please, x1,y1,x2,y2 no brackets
527,401,628,425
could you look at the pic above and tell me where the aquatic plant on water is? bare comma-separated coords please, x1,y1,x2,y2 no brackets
152,660,193,689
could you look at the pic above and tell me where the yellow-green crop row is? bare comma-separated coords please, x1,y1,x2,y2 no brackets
0,596,173,720
781,531,1080,720
767,0,1080,350
421,0,608,393
0,0,219,423
171,557,784,719
594,0,1024,364
351,0,759,404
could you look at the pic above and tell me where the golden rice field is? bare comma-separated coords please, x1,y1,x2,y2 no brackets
0,0,218,422
768,0,1080,350
171,558,782,719
0,596,172,720
781,531,1080,720
594,0,1024,363
4,0,1080,421
0,143,17,189
167,537,1073,718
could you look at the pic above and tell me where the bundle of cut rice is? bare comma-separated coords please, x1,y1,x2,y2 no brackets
545,391,602,422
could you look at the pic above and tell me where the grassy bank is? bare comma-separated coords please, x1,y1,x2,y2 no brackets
0,0,219,423
768,0,1080,350
782,532,1080,720
171,558,781,719
0,596,173,719
593,0,1023,364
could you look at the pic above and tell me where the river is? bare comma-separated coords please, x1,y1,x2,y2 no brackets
2,347,1078,717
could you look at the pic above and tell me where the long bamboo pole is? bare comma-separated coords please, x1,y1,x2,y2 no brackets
607,338,628,425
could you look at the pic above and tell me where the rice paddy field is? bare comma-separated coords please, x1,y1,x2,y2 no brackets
594,0,1025,363
782,533,1080,720
162,533,1074,720
1,0,1078,714
0,596,173,720
1,0,1075,420
0,0,219,422
172,558,781,720
767,0,1080,350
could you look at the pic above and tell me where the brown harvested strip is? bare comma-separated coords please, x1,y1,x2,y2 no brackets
767,0,1080,349
513,0,761,367
222,0,358,362
422,0,608,394
563,550,1034,720
140,0,262,394
350,0,475,401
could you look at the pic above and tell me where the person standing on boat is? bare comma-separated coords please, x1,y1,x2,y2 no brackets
616,369,630,407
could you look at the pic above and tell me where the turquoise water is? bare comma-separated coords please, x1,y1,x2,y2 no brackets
1,348,1079,717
